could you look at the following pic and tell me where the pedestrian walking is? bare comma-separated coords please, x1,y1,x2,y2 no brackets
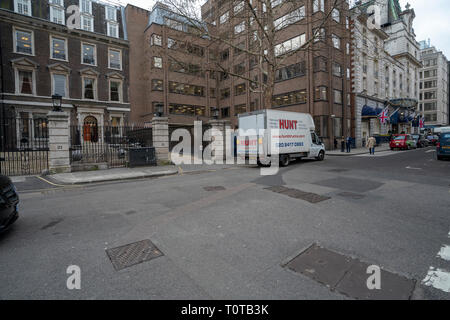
368,136,376,155
341,136,345,152
346,136,352,153
334,138,338,150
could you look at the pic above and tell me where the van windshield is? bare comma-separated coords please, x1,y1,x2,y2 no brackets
393,136,406,140
441,133,450,140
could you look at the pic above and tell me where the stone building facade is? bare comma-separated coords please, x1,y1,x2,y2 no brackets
0,0,130,146
418,40,449,127
351,0,421,147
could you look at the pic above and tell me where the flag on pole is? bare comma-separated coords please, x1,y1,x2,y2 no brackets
378,107,389,124
419,115,425,129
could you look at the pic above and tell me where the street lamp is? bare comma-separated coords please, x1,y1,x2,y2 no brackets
212,107,219,120
51,94,62,112
154,104,164,117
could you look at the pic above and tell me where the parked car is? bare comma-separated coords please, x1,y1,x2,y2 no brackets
437,132,450,160
390,134,416,150
0,175,19,233
426,135,439,146
411,134,429,148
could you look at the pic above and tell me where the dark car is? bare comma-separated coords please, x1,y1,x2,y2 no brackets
437,132,450,160
411,134,429,148
0,175,19,233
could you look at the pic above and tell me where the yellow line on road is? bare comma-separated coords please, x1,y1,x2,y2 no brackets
34,175,69,187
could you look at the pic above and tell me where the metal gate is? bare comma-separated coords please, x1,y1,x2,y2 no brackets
0,117,49,176
169,123,211,156
70,123,152,169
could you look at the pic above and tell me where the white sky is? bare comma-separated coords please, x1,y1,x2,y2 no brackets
120,0,450,57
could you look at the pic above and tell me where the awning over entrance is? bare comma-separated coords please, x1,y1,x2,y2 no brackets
362,105,383,117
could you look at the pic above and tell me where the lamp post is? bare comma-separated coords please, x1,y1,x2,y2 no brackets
51,94,62,112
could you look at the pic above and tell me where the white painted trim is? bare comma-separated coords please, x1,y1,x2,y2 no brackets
82,75,98,101
14,0,32,16
81,42,97,66
108,47,122,70
1,99,73,108
49,5,65,25
12,26,35,56
107,107,130,112
14,67,36,96
2,93,130,105
49,34,69,62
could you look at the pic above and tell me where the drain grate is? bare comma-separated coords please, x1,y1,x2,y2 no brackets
204,186,226,192
337,192,365,200
285,244,416,300
106,239,163,271
265,186,331,203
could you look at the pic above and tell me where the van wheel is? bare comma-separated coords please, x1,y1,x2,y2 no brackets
280,155,290,167
257,158,270,167
316,151,325,161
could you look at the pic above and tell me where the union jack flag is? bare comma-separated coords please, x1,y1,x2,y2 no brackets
378,107,389,124
419,115,425,129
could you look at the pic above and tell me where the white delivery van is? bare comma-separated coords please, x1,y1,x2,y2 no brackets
237,109,325,167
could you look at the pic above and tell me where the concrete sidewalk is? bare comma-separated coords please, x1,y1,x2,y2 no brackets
49,166,179,185
327,144,390,156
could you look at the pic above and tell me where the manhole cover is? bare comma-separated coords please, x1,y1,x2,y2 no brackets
106,239,163,271
204,186,226,191
285,244,416,299
266,186,331,203
313,177,383,192
328,169,349,173
337,192,365,200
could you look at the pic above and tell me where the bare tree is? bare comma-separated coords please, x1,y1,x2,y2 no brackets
159,0,351,121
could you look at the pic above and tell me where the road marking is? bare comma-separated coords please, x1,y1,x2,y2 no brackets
426,150,436,153
437,245,450,261
422,267,450,293
34,175,66,187
11,176,26,183
405,166,422,170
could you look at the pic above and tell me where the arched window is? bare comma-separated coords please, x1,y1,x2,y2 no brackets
83,116,98,142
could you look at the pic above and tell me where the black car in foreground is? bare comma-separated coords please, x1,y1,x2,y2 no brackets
0,175,19,233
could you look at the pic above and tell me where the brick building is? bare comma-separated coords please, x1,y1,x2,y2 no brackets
0,0,130,144
127,1,352,148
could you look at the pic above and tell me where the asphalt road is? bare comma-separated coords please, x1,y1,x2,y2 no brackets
1,147,450,299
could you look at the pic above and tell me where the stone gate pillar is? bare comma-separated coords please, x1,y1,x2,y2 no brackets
152,117,169,164
47,111,71,174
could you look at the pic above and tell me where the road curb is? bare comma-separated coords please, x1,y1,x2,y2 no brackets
47,169,179,185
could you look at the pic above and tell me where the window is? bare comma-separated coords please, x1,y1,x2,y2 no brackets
108,48,121,70
234,104,247,116
80,0,92,14
14,29,33,55
271,0,283,8
152,79,163,91
346,43,350,55
234,62,245,75
221,49,229,61
315,86,327,101
82,43,96,65
273,90,307,107
151,34,162,46
234,1,244,14
210,88,216,98
14,0,31,16
105,6,117,21
153,57,163,68
275,62,306,82
220,11,229,24
164,17,183,31
234,83,246,96
51,36,67,60
332,62,342,77
221,107,230,118
110,80,122,102
107,22,119,38
274,6,305,30
234,21,245,34
313,56,327,72
17,70,34,95
313,0,325,13
333,90,342,104
313,28,325,42
83,77,96,99
221,88,230,100
275,34,306,56
332,34,340,49
168,59,204,77
52,73,67,97
346,17,349,29
111,116,121,136
169,103,206,116
50,6,65,25
332,9,340,23
33,114,48,139
81,15,93,32
169,81,205,96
